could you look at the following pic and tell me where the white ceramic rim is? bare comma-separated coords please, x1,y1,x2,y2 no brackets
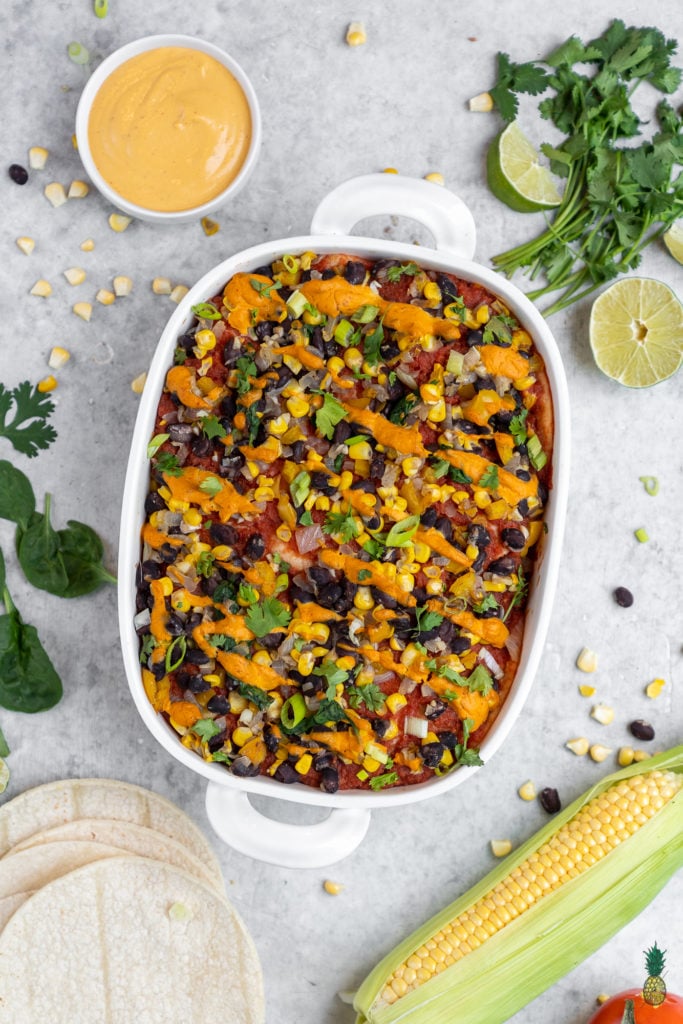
118,228,570,809
75,34,262,224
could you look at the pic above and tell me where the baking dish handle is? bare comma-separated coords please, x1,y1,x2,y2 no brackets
310,173,476,260
205,783,371,868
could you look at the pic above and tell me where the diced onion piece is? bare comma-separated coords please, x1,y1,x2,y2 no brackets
134,608,151,630
404,716,428,739
294,524,324,554
479,647,503,679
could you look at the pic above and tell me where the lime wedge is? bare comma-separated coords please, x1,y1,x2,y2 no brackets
486,122,562,213
589,277,683,388
663,221,683,265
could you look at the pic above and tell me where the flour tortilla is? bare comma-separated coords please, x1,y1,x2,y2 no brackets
0,778,220,876
0,857,265,1024
3,818,222,894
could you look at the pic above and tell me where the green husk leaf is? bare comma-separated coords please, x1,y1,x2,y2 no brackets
354,746,683,1024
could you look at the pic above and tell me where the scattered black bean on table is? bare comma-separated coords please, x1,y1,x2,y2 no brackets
539,787,562,814
629,720,655,742
613,586,634,607
8,163,28,184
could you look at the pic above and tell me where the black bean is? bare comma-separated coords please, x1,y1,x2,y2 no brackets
449,636,471,655
438,731,459,751
385,376,404,400
629,720,655,742
263,725,279,753
539,788,561,814
184,648,212,666
515,468,531,481
333,419,353,444
492,410,514,430
290,583,315,604
371,587,397,610
290,440,305,462
473,375,497,392
313,583,340,611
472,550,486,573
140,559,165,581
467,524,491,548
614,587,634,608
210,522,238,546
501,527,525,551
260,632,283,651
274,762,300,784
231,756,261,778
252,264,274,278
412,587,428,607
452,418,481,435
434,516,453,542
308,326,325,353
420,507,438,528
166,614,185,637
301,679,319,698
208,731,227,754
518,499,530,518
311,471,334,494
185,674,211,693
369,453,385,478
158,543,178,564
144,491,166,514
313,750,335,771
207,694,230,714
309,565,334,589
435,273,460,303
245,534,265,560
167,423,195,443
321,268,336,280
392,616,414,639
437,620,456,645
320,767,340,793
371,718,391,739
275,364,295,385
191,435,213,457
466,329,484,348
337,579,357,614
177,332,196,351
9,164,28,184
537,481,549,505
487,555,517,576
350,478,376,493
220,393,237,419
366,514,382,531
344,261,366,284
425,699,447,720
150,660,167,681
421,742,445,768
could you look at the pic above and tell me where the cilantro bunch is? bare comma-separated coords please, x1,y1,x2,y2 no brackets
488,20,683,314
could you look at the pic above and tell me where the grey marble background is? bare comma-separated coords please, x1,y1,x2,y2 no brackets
1,1,682,1022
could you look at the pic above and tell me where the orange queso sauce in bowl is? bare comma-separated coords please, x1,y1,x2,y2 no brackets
75,35,261,223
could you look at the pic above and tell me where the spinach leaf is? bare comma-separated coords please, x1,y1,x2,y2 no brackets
0,575,63,713
17,497,69,595
57,520,117,597
0,460,36,530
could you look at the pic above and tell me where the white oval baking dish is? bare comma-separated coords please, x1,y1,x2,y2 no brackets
118,174,570,867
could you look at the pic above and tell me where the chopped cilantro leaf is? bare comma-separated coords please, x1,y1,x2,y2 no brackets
235,356,257,396
482,314,518,345
472,593,499,615
414,606,444,636
139,634,158,663
244,596,291,637
315,393,347,439
503,566,528,622
323,505,359,543
201,415,227,439
358,569,372,582
237,682,273,711
509,409,529,446
212,578,239,606
347,683,385,712
385,262,421,283
211,634,237,652
191,719,223,741
363,320,384,366
155,451,183,477
369,770,399,790
387,393,418,424
245,403,260,445
238,583,259,606
479,464,499,490
249,278,282,299
199,475,222,498
196,552,215,578
362,537,385,558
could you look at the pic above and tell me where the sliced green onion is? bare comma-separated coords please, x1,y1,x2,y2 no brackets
634,527,649,543
334,319,355,346
67,41,90,65
282,254,299,273
165,636,187,674
286,289,307,319
385,515,420,547
351,304,381,324
199,476,222,497
290,470,311,507
446,350,465,376
191,302,222,321
280,693,307,730
147,433,169,459
527,434,547,471
93,0,108,16
638,475,659,496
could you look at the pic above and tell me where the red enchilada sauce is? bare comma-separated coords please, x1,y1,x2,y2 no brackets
136,253,553,792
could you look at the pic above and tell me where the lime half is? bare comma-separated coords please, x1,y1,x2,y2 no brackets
0,758,9,794
663,221,683,264
589,277,683,388
486,122,562,213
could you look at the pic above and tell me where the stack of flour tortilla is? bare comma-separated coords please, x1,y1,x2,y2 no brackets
0,778,264,1023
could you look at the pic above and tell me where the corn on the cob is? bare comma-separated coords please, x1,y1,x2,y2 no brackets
354,748,683,1024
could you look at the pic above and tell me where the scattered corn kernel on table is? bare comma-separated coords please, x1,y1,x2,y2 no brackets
2,2,682,1023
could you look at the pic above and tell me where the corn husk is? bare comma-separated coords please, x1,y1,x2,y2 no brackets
355,746,683,1024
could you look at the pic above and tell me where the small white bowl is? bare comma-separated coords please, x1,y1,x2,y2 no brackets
75,34,261,224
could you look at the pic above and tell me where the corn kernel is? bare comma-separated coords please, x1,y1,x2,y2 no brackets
633,749,650,763
589,744,612,763
80,238,95,252
363,755,381,773
518,781,536,801
566,738,589,757
353,586,374,612
275,524,291,542
295,753,313,774
16,236,35,255
396,572,415,593
490,840,512,858
152,277,172,295
37,375,57,393
576,647,598,673
323,880,344,895
73,301,92,321
425,578,444,596
349,441,373,462
30,279,52,298
172,592,191,613
44,182,67,207
402,457,422,478
48,346,70,370
269,414,290,436
618,747,635,767
645,678,665,699
202,674,221,687
252,650,272,668
96,288,115,306
113,275,133,297
578,684,596,698
427,399,447,423
591,704,614,726
424,172,445,186
158,577,173,597
476,304,490,325
386,692,408,714
108,213,132,232
297,652,315,677
68,179,89,198
345,20,366,45
170,284,189,304
232,726,253,747
201,216,220,236
28,146,48,169
420,382,442,403
286,395,310,417
131,372,147,394
468,91,494,112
